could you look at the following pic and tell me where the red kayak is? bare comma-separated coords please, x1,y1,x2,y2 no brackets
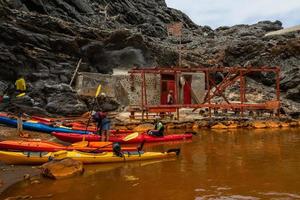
52,132,193,144
0,140,137,152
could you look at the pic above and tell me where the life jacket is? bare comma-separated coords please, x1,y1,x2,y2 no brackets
155,121,164,132
15,78,26,91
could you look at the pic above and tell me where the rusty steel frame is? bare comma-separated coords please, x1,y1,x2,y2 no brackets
129,66,281,119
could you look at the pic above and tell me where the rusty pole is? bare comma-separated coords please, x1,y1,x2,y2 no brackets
205,70,211,118
240,71,245,117
276,68,281,117
142,71,148,119
174,71,179,120
141,71,145,120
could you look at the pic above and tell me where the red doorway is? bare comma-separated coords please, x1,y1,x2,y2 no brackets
183,76,192,104
161,74,175,105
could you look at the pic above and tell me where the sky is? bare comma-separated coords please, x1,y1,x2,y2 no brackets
165,0,300,29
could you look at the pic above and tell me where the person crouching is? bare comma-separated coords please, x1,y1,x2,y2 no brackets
148,117,164,137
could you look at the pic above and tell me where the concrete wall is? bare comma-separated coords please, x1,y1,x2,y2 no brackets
76,72,116,97
119,73,161,106
76,71,205,106
191,73,206,103
76,72,161,106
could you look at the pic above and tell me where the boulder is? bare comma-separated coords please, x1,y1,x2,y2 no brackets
289,121,298,127
45,93,88,115
166,123,176,129
211,123,228,129
196,121,210,128
280,122,290,128
192,123,199,130
41,158,84,179
265,121,280,128
251,121,267,129
133,123,154,132
227,123,239,129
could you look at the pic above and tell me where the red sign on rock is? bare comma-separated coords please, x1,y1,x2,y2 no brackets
167,22,183,37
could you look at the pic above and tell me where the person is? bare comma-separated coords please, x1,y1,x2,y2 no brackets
148,117,164,137
15,77,26,92
92,111,111,141
92,111,105,135
16,112,29,138
101,113,111,142
16,112,23,135
167,90,174,105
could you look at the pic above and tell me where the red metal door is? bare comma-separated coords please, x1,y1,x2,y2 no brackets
183,79,192,104
161,80,175,104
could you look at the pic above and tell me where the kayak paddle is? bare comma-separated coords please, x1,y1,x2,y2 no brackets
123,132,139,141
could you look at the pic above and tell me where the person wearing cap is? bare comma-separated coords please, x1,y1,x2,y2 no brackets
101,113,111,142
167,90,174,105
92,111,106,134
148,117,164,137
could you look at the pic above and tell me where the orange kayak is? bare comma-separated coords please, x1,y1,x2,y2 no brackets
0,140,137,152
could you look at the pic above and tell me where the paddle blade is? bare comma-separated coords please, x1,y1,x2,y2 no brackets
95,85,102,98
16,93,26,97
51,151,68,160
88,142,112,148
123,132,139,141
71,141,89,147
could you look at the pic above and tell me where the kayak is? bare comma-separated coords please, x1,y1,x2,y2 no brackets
0,149,180,165
0,116,90,134
52,132,193,144
0,140,137,152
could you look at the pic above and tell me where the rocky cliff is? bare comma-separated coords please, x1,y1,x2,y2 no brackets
0,0,299,117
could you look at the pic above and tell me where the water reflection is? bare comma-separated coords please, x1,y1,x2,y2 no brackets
1,128,300,200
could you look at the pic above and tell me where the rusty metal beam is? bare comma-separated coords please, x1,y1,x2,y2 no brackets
145,103,279,110
129,66,281,117
128,66,280,74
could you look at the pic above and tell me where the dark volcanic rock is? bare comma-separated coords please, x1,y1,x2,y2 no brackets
0,1,300,117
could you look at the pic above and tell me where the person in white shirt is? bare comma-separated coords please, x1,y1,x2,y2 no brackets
167,90,174,105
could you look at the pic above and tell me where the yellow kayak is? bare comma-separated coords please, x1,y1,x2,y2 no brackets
0,149,180,165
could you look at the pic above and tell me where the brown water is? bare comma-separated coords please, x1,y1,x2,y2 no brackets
1,128,300,200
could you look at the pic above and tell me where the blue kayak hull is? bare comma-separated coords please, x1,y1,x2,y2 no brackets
0,116,89,134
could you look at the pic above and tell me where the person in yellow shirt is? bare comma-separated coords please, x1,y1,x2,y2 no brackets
15,77,26,92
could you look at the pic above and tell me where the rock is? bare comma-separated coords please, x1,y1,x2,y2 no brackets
30,180,40,184
133,123,154,132
251,121,267,129
41,158,84,179
195,121,210,128
0,0,300,117
166,123,175,129
265,121,280,128
185,123,193,129
280,122,289,128
166,123,186,129
0,179,3,188
286,85,300,102
289,121,298,127
23,174,30,180
211,123,228,129
46,93,88,115
192,123,199,130
227,123,238,129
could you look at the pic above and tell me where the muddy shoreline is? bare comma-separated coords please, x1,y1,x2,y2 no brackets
0,126,53,195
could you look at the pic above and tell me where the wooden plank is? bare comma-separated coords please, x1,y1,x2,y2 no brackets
69,58,82,86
